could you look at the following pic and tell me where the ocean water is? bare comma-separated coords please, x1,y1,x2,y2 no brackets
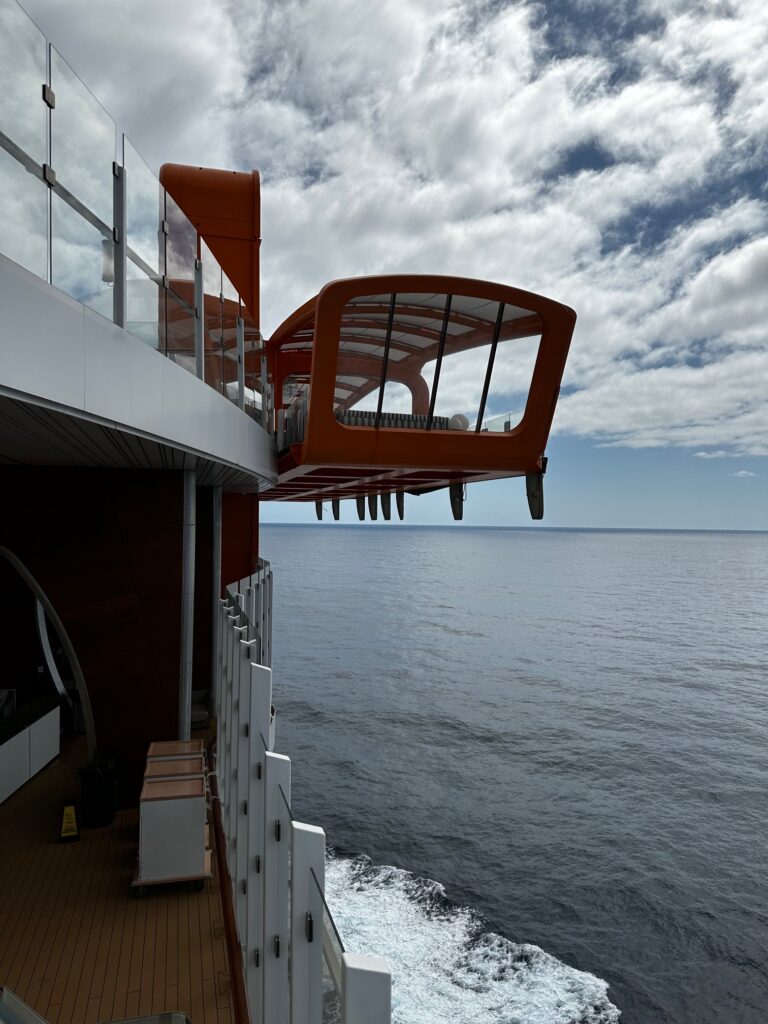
260,524,768,1024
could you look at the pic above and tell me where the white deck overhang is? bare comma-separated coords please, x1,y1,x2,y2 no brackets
0,254,277,490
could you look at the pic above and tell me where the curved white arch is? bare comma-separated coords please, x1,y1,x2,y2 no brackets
35,598,74,711
0,546,97,759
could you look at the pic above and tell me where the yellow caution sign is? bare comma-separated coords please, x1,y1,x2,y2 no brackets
59,804,80,843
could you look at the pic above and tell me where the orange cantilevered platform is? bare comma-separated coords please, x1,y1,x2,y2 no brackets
263,275,575,517
160,164,576,520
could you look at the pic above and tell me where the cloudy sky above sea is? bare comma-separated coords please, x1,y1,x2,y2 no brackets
21,0,768,528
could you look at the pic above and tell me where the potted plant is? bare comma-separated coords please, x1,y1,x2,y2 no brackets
77,755,118,827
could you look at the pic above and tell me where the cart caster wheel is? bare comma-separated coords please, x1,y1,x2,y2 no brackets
134,886,146,898
190,879,205,892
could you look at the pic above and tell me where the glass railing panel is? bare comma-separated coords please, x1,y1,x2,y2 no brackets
126,259,161,349
310,869,343,1022
0,0,47,164
221,290,240,405
201,237,222,301
242,309,262,418
279,783,293,994
0,147,48,278
51,191,113,317
50,46,115,226
165,286,196,375
165,190,195,297
308,870,337,1023
124,136,162,276
221,271,240,402
221,267,238,304
201,239,224,393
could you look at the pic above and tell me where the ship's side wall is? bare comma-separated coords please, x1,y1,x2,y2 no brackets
0,467,183,801
221,494,260,594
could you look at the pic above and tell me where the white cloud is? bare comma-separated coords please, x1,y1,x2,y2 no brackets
729,469,758,477
20,0,244,170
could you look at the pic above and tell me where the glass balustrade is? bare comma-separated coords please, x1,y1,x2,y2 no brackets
0,0,47,164
310,868,344,1023
0,0,259,412
165,287,196,374
165,189,196,295
201,239,225,392
0,147,48,279
124,136,162,276
50,46,115,227
51,190,113,317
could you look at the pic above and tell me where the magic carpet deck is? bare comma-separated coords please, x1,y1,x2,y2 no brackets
0,738,234,1024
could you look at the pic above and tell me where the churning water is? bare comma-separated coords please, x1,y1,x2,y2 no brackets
261,524,768,1024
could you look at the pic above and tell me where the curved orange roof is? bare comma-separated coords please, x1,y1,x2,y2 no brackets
262,274,575,515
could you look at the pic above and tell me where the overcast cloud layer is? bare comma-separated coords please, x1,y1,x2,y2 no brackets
25,0,768,457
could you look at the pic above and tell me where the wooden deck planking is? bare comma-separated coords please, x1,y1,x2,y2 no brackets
0,739,234,1024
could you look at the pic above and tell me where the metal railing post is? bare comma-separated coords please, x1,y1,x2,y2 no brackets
263,751,291,1024
112,161,126,328
178,468,196,741
290,823,325,1024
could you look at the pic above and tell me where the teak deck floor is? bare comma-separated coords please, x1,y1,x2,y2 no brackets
0,739,234,1024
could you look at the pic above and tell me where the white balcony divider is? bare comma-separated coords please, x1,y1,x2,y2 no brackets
246,664,273,1016
215,562,391,1024
263,750,291,1024
290,824,325,1024
235,636,258,941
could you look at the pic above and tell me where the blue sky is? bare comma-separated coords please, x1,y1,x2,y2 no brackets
22,0,768,530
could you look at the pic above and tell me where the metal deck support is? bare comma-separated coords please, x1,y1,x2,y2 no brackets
178,468,196,741
211,487,222,710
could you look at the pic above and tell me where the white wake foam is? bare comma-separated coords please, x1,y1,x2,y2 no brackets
326,853,621,1024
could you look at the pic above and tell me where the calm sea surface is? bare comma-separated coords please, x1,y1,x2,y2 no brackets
261,524,768,1024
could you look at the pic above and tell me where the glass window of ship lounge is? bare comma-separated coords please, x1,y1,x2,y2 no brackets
333,291,542,434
